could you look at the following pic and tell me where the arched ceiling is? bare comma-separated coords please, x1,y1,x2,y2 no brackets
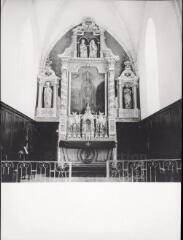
1,0,181,119
29,0,147,71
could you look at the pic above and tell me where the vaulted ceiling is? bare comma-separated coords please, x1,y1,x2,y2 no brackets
1,0,181,119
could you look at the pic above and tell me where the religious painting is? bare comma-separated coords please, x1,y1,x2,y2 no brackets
70,67,105,114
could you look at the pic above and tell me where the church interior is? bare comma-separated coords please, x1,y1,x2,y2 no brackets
1,0,182,182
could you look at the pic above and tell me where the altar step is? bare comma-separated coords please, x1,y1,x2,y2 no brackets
72,163,106,177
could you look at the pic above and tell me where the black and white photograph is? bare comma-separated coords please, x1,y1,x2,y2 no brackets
1,0,182,239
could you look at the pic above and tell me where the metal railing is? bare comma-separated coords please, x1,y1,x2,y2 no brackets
106,159,182,182
1,159,181,182
1,161,72,182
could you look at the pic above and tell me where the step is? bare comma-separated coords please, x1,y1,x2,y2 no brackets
72,164,106,177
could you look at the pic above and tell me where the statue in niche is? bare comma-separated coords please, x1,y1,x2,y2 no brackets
68,116,74,137
82,104,94,140
85,103,92,114
79,39,88,58
44,81,52,108
89,39,97,58
80,71,96,112
73,112,81,138
96,111,106,138
124,87,132,109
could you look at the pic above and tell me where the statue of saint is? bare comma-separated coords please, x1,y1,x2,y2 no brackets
44,81,52,108
79,39,88,58
85,103,92,114
80,71,96,112
97,111,106,137
89,40,97,58
124,87,132,109
73,112,81,137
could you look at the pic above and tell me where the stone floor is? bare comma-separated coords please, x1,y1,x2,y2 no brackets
21,175,125,182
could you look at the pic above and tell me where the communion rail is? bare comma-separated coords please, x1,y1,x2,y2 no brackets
1,159,182,182
106,159,182,182
1,161,72,182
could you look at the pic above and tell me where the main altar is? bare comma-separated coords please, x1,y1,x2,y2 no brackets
35,17,140,165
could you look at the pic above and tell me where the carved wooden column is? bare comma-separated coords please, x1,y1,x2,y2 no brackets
133,81,138,109
118,81,122,109
121,83,125,109
60,61,68,115
53,81,58,109
108,60,116,117
38,80,43,108
59,59,69,140
118,81,124,110
107,59,117,140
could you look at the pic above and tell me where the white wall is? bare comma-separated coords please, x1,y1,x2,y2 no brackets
1,0,38,118
138,1,182,119
1,0,181,119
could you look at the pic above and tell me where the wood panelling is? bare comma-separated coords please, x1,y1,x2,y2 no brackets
34,122,58,161
0,102,58,161
116,122,147,160
1,99,181,161
141,99,182,159
0,102,36,159
117,99,182,159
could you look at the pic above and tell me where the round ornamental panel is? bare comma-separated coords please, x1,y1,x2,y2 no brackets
78,148,96,164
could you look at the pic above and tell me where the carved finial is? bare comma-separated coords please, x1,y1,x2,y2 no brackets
124,60,132,69
85,103,91,113
45,58,52,67
45,58,54,76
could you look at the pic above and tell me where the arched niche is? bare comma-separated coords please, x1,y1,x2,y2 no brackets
48,26,130,79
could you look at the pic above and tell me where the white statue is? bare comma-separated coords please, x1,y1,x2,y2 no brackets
85,103,92,114
97,111,106,137
89,39,97,58
124,87,132,109
44,81,52,108
80,39,88,58
71,112,81,137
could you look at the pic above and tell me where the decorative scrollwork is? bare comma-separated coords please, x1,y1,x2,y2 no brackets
38,162,50,169
164,160,171,169
1,162,14,168
56,162,69,172
18,162,31,169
